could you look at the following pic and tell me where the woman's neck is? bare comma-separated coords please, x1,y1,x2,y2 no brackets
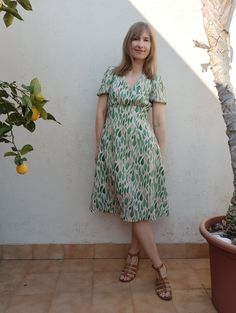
130,59,144,74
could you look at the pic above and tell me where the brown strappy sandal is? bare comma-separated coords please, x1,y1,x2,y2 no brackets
119,251,139,282
152,263,172,300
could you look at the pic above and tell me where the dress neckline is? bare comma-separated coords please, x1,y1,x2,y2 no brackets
122,73,144,90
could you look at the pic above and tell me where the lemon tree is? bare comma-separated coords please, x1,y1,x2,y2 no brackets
0,78,61,172
0,0,32,27
1,0,61,174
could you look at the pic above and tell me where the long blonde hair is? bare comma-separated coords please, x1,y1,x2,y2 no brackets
113,22,157,79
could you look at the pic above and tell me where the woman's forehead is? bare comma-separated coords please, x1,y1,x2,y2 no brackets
132,28,150,37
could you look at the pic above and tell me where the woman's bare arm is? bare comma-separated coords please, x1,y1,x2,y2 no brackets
152,102,167,157
95,94,108,161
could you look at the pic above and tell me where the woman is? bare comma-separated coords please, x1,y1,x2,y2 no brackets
90,21,172,300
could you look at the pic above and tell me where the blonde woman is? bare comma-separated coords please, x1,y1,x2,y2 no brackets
90,21,172,300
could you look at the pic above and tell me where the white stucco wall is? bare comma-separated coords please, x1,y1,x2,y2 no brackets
0,0,235,244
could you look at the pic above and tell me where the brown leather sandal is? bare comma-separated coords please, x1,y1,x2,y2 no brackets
119,251,139,282
152,263,172,300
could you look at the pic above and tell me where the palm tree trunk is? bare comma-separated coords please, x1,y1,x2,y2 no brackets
201,0,236,236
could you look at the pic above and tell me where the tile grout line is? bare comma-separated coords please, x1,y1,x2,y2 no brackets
45,267,62,313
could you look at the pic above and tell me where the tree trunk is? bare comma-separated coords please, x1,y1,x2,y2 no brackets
201,0,236,236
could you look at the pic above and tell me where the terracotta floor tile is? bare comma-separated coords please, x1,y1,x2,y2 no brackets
132,290,177,313
62,259,94,272
186,244,209,258
0,260,30,274
32,244,64,260
173,289,217,313
55,271,93,293
130,270,156,295
0,257,215,313
0,273,25,293
205,288,212,298
64,244,94,259
158,244,187,259
93,259,124,272
95,244,128,259
168,268,202,290
26,260,63,274
14,273,58,295
193,268,211,288
93,272,131,293
92,289,133,313
5,294,52,313
49,292,92,313
2,245,32,260
188,258,210,270
164,259,193,270
138,259,153,272
0,292,12,312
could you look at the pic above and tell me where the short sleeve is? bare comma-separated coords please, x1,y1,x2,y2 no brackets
97,66,114,96
149,75,167,104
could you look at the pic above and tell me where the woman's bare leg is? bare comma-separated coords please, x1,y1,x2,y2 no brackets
129,223,141,254
132,220,162,268
119,224,140,281
132,220,171,299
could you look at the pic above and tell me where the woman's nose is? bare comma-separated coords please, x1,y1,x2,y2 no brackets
137,40,144,47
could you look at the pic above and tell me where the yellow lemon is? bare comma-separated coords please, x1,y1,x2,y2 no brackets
16,163,28,175
35,94,45,102
31,106,40,121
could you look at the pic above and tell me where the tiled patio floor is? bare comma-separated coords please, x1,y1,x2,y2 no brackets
0,258,216,313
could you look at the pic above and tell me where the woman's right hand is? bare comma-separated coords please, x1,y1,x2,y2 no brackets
95,145,99,164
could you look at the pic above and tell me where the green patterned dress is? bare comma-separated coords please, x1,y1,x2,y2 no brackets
90,66,169,222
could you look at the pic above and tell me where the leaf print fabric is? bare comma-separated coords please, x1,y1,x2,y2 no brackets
90,66,169,222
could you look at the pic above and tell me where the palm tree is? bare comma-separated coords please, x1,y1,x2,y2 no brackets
195,0,236,238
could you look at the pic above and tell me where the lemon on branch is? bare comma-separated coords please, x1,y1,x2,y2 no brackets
31,105,40,121
16,163,28,175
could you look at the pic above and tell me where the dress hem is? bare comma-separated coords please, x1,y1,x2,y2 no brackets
89,206,169,222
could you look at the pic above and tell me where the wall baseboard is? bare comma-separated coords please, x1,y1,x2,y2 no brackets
0,243,209,260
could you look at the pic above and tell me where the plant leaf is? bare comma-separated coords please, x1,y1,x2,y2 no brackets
0,123,12,136
2,4,23,20
47,112,62,125
30,78,41,96
20,144,33,155
23,120,35,132
4,151,17,157
16,0,32,10
0,138,11,143
2,100,18,113
22,95,32,108
0,90,9,98
3,11,14,27
6,112,23,125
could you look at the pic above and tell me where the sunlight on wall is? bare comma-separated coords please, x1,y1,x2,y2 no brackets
129,0,236,94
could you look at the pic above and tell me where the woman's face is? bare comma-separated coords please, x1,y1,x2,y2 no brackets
130,29,151,61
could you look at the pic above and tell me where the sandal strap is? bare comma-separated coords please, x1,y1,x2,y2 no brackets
119,251,139,282
152,263,172,300
152,263,165,273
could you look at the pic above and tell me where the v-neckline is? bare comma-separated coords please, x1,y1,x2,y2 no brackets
122,73,144,90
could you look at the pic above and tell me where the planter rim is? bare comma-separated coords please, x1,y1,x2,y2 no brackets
199,215,236,254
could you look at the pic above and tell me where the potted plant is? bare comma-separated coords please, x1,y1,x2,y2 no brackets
0,0,60,174
195,1,236,312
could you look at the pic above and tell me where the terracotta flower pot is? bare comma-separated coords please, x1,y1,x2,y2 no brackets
199,215,236,313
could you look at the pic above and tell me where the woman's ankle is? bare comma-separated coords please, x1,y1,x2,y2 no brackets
128,247,140,255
